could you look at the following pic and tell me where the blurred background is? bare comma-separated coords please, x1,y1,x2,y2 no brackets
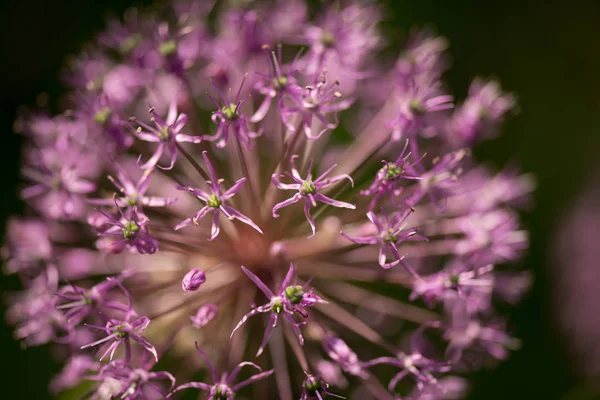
1,0,599,398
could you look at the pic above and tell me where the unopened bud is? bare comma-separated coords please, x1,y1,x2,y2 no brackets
190,304,218,328
182,268,206,291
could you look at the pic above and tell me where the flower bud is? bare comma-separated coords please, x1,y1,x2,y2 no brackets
269,240,288,261
190,304,218,329
182,268,206,291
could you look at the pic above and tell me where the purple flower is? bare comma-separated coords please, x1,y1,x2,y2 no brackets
57,276,132,326
454,210,528,263
232,263,326,356
102,65,147,110
2,217,52,275
362,351,451,394
182,268,206,291
82,313,158,362
190,304,218,329
395,30,449,86
132,100,201,170
455,166,535,213
88,165,177,214
284,74,354,140
251,46,305,124
98,200,159,254
6,266,69,346
168,341,273,399
98,9,151,60
272,157,355,237
301,3,381,81
16,111,61,144
451,78,516,145
410,260,494,311
341,208,426,270
361,140,424,209
444,298,521,364
49,354,100,394
154,22,186,78
76,93,133,149
21,144,97,219
407,149,468,210
323,337,367,378
221,8,268,57
204,76,261,148
94,360,175,400
174,151,263,239
62,52,110,91
216,1,305,61
387,78,454,142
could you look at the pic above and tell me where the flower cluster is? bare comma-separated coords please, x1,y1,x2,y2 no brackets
4,1,533,399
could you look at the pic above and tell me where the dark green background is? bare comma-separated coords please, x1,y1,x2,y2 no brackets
1,0,599,398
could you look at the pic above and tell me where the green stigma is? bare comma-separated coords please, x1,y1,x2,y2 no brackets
410,99,425,114
273,76,288,90
384,164,403,180
51,176,62,190
221,103,239,120
284,285,305,305
94,107,112,125
120,34,142,54
207,194,221,208
321,32,335,47
122,221,139,239
113,324,127,339
301,180,316,196
159,40,177,56
273,297,283,314
158,126,170,141
126,195,138,207
214,385,231,400
383,228,397,242
304,377,322,394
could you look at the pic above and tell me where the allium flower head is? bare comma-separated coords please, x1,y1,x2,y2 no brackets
4,1,533,399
